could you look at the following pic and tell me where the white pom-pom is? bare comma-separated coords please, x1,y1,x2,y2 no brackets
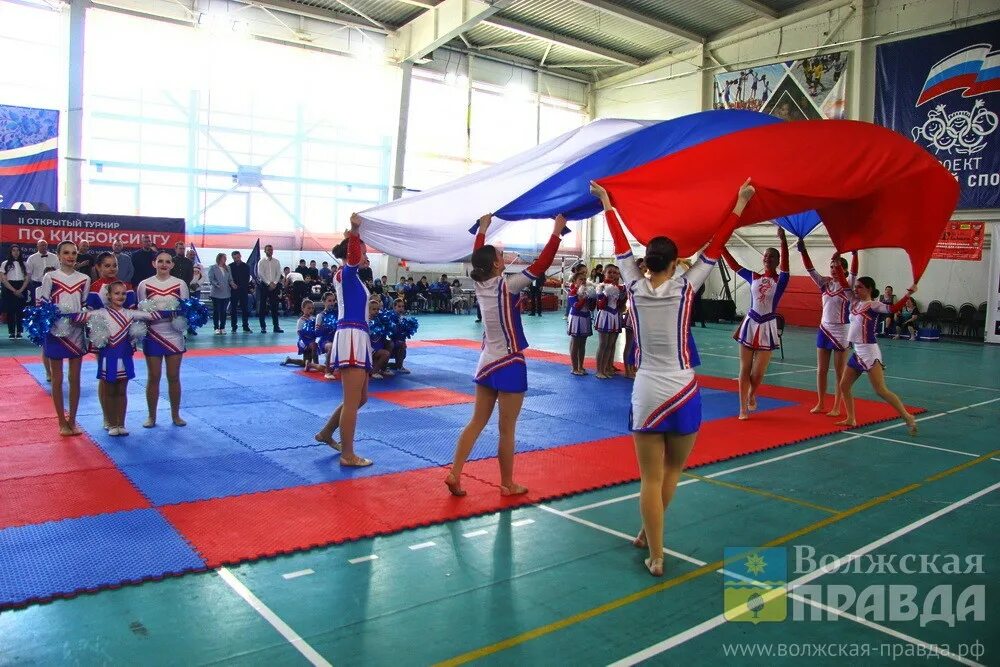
171,315,188,333
58,303,75,315
130,321,148,344
51,318,71,337
138,299,157,313
88,312,112,348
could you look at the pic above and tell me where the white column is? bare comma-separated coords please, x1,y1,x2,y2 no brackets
65,0,86,212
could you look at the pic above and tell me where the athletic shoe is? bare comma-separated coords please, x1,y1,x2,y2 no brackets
274,328,284,333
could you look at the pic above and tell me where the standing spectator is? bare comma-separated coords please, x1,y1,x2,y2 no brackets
187,247,203,282
208,253,232,335
358,258,374,285
228,250,252,333
75,240,97,278
131,235,158,285
528,272,544,316
256,243,284,333
25,239,59,303
112,240,133,285
170,241,194,285
590,263,605,284
2,245,29,338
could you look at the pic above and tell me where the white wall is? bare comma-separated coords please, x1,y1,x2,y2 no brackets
590,0,1000,316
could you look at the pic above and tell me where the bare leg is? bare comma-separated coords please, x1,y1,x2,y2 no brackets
99,379,113,429
867,364,917,435
50,358,71,435
325,367,369,465
371,349,390,375
117,381,128,430
67,357,82,435
596,333,611,378
829,348,848,417
633,433,666,575
737,345,753,420
835,366,861,427
812,347,831,413
497,390,526,495
446,384,497,494
165,354,184,425
606,332,620,375
145,355,163,427
748,349,772,411
315,405,343,450
634,432,697,552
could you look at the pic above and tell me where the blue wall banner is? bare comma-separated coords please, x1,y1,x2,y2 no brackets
875,21,1000,210
1,209,185,256
0,104,59,211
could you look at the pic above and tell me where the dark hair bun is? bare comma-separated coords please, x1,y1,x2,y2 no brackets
644,236,678,273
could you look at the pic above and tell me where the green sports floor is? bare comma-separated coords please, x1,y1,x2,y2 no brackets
1,314,998,666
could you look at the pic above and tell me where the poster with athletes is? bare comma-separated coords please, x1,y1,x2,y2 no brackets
875,20,1000,209
0,104,59,211
0,209,185,256
712,52,848,120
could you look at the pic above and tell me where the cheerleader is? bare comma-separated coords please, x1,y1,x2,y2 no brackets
593,265,623,379
722,227,789,420
88,251,137,430
797,240,857,416
314,292,338,378
37,241,90,436
281,298,320,370
445,213,564,497
313,215,373,467
837,278,918,434
91,282,166,435
137,250,189,428
622,259,643,379
566,274,592,375
592,179,747,576
369,296,393,379
390,298,411,374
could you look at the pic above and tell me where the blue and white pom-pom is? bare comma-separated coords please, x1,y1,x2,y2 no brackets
369,309,398,341
22,302,61,346
177,298,210,330
321,311,338,331
399,316,419,339
87,312,111,349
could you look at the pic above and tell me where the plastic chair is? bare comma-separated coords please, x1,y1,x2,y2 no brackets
775,313,785,360
958,303,977,338
925,300,944,328
940,305,959,335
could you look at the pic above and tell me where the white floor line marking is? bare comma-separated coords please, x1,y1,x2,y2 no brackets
511,519,535,527
563,396,1000,514
760,368,816,377
850,432,1000,461
217,567,331,667
408,541,436,551
463,529,489,538
699,351,1000,392
537,505,704,567
607,481,1000,667
347,555,379,564
281,569,314,580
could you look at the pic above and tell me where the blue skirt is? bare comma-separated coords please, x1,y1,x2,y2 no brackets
475,353,527,393
97,342,136,381
43,332,87,360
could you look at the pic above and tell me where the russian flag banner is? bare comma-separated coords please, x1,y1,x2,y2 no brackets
0,104,59,211
965,49,1000,98
916,44,990,105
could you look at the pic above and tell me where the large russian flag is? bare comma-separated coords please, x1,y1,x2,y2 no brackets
598,120,959,281
916,44,991,105
964,48,1000,97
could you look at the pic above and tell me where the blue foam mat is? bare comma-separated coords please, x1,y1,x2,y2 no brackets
263,439,435,484
188,402,333,452
0,509,204,607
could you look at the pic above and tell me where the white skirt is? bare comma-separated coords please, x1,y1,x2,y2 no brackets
594,309,622,334
567,313,593,337
734,315,780,351
333,326,372,370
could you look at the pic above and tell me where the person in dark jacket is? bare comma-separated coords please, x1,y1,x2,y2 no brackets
228,250,253,333
170,241,194,285
130,235,158,285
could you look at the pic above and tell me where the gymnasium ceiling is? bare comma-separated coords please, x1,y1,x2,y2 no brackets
240,0,824,81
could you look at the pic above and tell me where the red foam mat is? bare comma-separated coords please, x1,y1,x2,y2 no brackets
0,468,150,529
371,387,476,408
0,439,114,481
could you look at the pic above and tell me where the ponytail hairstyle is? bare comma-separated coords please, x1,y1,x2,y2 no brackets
644,236,678,273
836,256,848,272
470,244,498,282
857,276,879,299
332,239,348,259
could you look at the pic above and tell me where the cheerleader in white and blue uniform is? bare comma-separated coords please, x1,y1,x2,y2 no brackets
313,217,373,468
837,276,918,435
444,213,564,498
593,268,624,379
37,241,91,436
314,292,339,375
281,298,320,370
593,178,748,577
797,240,858,416
566,275,592,375
91,281,166,436
722,227,789,420
137,251,189,428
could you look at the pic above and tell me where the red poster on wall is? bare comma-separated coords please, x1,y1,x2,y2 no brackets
932,222,985,261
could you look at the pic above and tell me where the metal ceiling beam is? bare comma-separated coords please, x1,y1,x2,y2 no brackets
563,0,704,45
484,15,642,66
725,0,779,19
388,0,513,62
238,0,391,33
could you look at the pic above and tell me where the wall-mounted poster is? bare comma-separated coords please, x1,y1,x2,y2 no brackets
875,20,1000,209
712,52,849,120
